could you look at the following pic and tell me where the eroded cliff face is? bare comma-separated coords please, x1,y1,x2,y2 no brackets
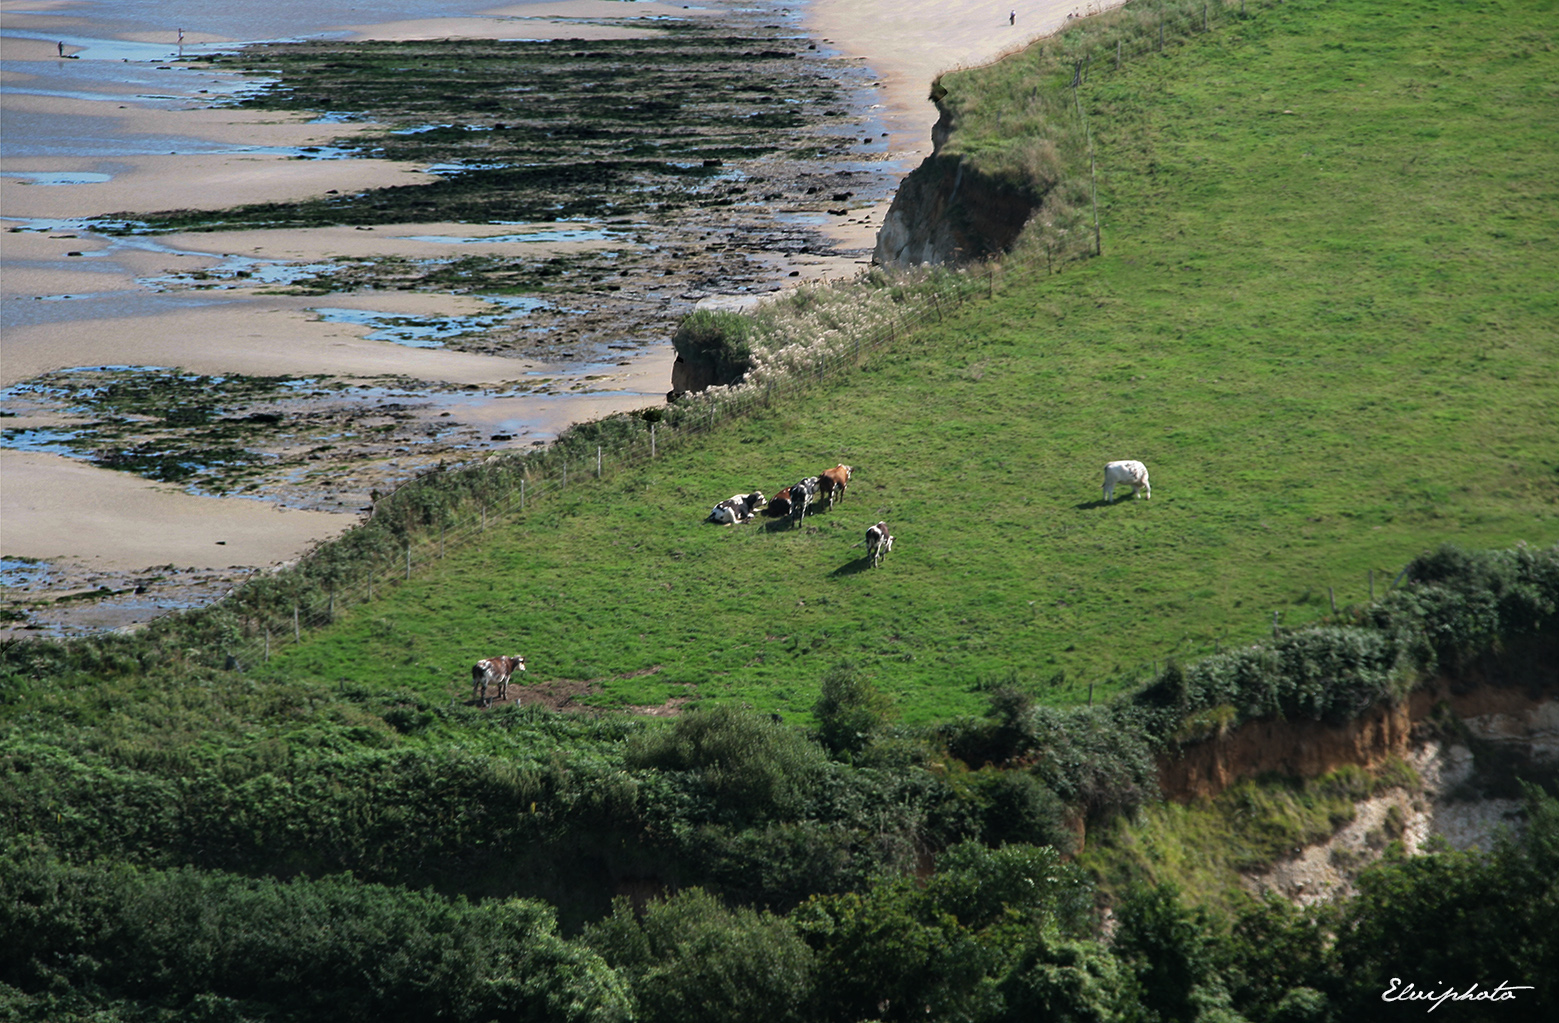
874,105,1038,266
1159,635,1559,802
1160,644,1558,905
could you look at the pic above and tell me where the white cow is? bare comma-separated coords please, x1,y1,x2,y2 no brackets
866,521,894,567
1103,460,1151,503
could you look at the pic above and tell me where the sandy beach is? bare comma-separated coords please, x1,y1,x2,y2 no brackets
0,0,1081,628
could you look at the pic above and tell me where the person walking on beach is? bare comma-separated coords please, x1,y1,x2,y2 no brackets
1010,9,1016,25
57,40,64,56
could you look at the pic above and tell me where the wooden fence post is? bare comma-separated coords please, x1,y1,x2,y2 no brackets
521,478,526,511
406,543,411,579
597,445,602,478
293,605,300,642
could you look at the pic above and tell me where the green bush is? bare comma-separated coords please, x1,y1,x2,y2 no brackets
975,769,1075,854
995,935,1132,1023
0,845,631,1023
624,705,826,822
794,841,1094,1023
670,309,755,384
813,666,897,759
583,888,813,1023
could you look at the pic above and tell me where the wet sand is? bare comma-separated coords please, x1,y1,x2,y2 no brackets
0,0,1083,625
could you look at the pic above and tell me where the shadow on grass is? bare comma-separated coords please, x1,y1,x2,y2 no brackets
830,556,876,577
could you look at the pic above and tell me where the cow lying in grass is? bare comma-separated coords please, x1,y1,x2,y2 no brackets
819,464,853,508
866,521,894,567
764,486,793,519
1103,460,1151,503
472,655,526,705
708,491,765,525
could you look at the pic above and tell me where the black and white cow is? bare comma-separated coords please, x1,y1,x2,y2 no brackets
865,521,894,567
788,476,820,523
472,654,526,705
708,491,765,525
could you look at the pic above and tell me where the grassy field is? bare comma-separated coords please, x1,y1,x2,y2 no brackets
267,0,1558,724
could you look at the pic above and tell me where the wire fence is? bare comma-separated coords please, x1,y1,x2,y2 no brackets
190,263,1005,671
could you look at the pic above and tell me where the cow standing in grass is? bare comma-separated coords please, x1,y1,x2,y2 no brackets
789,476,820,523
866,521,894,567
1103,460,1151,503
819,464,853,509
473,655,526,705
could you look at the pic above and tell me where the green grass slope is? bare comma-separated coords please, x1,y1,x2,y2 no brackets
269,0,1557,723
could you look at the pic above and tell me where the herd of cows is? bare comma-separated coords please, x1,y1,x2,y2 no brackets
470,459,1151,705
704,464,896,566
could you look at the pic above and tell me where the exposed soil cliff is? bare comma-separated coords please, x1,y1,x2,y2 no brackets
874,105,1039,266
1159,635,1559,803
1157,636,1558,905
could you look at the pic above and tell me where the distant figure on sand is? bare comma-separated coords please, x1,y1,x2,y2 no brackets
57,41,64,56
1010,10,1016,25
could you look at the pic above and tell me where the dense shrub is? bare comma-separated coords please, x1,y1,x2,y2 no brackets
942,696,1160,822
994,935,1132,1023
1133,544,1559,739
624,704,826,823
794,842,1095,1023
584,888,813,1023
813,665,898,758
975,768,1076,854
0,845,631,1023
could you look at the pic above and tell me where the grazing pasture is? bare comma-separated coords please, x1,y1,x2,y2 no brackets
269,0,1557,723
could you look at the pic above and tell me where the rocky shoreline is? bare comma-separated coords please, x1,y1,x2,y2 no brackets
2,1,906,635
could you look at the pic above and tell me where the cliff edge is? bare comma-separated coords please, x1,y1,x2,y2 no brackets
874,103,1040,266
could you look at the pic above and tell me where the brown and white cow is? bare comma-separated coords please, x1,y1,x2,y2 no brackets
818,464,853,509
764,486,794,519
865,521,894,567
472,654,526,705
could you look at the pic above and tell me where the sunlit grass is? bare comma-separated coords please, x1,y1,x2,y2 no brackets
270,0,1558,723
